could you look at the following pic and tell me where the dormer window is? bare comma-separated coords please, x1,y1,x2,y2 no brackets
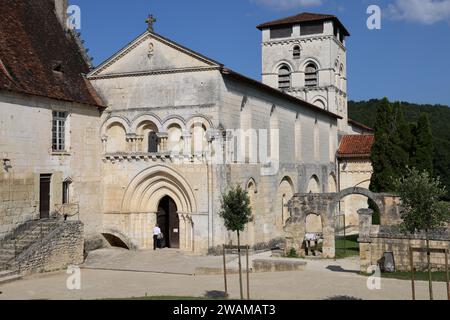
270,26,292,39
293,46,301,59
52,61,63,73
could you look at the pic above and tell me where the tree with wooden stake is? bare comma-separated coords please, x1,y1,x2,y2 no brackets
394,168,450,300
219,185,252,300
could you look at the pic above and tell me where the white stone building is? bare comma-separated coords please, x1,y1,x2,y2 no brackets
1,2,375,256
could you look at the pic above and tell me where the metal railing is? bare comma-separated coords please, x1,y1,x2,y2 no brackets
12,222,46,273
54,203,80,221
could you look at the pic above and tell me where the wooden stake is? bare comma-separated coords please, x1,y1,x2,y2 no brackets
445,249,450,301
246,245,250,300
223,244,228,296
410,247,416,301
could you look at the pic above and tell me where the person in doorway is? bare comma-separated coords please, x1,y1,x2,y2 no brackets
153,224,162,250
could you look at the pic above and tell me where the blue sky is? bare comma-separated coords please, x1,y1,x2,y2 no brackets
72,0,450,106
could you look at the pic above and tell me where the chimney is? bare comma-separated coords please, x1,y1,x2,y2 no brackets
53,0,69,30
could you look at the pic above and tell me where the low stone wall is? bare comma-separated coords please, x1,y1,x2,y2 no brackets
368,231,450,272
16,221,84,275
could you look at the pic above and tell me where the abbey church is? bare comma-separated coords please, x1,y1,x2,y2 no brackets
0,0,374,261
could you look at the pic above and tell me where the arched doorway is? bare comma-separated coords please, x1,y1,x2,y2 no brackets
157,196,180,249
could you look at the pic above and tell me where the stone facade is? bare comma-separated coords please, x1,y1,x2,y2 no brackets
0,91,103,242
87,30,341,253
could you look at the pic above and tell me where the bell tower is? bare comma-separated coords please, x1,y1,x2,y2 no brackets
257,13,350,131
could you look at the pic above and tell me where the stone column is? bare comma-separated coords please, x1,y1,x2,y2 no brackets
322,216,336,259
126,134,137,152
136,135,144,152
101,135,108,153
157,133,168,153
358,208,374,273
183,132,192,157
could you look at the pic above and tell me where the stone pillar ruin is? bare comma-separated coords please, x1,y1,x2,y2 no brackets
358,208,373,273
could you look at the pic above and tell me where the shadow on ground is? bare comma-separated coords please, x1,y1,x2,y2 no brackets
326,265,360,275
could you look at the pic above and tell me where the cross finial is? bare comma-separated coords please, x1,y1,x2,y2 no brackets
146,14,156,32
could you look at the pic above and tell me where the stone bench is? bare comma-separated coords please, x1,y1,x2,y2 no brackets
252,258,307,273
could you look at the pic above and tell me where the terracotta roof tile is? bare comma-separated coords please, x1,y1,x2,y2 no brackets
0,0,104,107
257,12,350,36
338,135,375,158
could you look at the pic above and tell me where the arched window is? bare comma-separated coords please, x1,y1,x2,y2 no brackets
305,63,318,88
278,65,291,90
293,46,301,59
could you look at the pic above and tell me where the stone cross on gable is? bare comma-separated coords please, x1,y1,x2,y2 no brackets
146,14,156,32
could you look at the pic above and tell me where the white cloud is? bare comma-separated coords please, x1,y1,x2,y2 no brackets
387,0,450,24
251,0,322,10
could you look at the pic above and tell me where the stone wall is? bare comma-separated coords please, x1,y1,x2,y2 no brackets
16,221,84,275
368,229,450,272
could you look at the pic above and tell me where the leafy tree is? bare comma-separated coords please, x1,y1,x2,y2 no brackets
349,98,450,200
410,114,434,175
370,99,409,193
394,169,450,299
219,185,252,300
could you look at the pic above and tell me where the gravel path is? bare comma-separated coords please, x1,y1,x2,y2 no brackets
0,248,447,300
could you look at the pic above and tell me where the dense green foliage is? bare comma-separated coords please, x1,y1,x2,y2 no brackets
394,168,449,234
349,99,450,200
369,98,409,193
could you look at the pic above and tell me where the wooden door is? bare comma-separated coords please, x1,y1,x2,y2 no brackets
39,174,51,219
157,196,179,249
168,198,180,249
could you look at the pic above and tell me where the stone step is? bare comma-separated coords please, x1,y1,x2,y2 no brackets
0,269,18,278
0,274,22,285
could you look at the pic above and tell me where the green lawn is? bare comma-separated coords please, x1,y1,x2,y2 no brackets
335,234,360,259
379,271,449,282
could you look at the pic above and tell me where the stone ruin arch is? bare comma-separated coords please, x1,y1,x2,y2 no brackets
284,187,401,258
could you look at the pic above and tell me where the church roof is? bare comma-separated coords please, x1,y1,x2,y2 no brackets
338,135,375,158
221,68,343,120
348,119,374,133
0,0,105,108
88,29,342,120
257,12,350,36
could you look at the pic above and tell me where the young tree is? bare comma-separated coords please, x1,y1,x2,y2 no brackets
219,185,252,300
394,168,450,300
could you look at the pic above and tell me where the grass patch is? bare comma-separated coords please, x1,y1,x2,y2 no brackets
335,234,360,259
378,271,449,282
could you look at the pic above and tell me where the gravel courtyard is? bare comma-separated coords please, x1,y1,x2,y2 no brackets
0,248,448,300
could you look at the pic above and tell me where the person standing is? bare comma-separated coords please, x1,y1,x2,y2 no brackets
153,224,162,250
